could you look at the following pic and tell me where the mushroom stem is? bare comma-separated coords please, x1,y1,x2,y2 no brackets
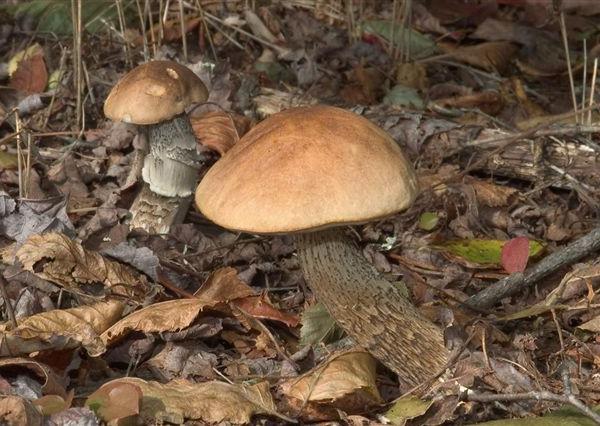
295,228,449,387
142,113,201,197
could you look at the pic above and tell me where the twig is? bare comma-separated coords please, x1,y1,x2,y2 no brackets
464,389,600,424
589,58,598,125
179,0,188,61
466,226,600,309
0,275,18,328
559,10,579,123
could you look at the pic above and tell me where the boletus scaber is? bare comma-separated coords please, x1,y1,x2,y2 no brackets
104,61,208,233
195,105,449,386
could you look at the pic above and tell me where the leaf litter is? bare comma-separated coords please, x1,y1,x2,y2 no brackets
1,1,600,424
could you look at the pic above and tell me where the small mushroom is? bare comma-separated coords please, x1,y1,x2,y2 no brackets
195,105,449,386
104,60,208,198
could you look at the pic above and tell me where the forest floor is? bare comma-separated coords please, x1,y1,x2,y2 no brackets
1,0,600,425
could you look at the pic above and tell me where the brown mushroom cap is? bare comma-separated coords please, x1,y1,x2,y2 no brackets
104,61,208,125
195,105,418,234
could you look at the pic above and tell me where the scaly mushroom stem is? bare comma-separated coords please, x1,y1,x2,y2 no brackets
295,228,449,387
142,113,201,197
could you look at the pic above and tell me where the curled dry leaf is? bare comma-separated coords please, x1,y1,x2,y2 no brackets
280,350,382,421
190,110,251,155
99,377,282,424
0,300,124,357
98,298,227,354
16,233,151,302
195,267,299,327
0,358,66,398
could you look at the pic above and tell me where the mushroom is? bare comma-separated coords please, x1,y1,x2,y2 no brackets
195,105,449,386
104,60,208,198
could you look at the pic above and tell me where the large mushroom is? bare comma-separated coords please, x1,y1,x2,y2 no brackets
104,60,208,232
195,105,449,386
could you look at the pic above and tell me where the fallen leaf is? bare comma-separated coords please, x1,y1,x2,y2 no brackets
32,394,70,416
16,233,151,301
99,298,226,353
385,396,433,426
98,377,281,424
362,21,437,59
133,16,202,45
0,396,43,426
419,212,440,231
468,178,517,207
194,267,255,302
501,237,530,273
8,43,48,93
0,300,124,357
438,41,518,73
433,238,544,268
0,358,66,398
300,302,344,346
280,351,382,421
86,381,141,423
234,293,300,327
190,110,250,155
383,84,425,109
0,151,18,170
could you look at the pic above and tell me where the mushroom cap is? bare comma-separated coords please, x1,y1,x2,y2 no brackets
104,61,208,125
196,105,418,234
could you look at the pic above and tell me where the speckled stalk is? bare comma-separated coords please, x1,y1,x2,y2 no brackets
295,229,449,387
142,113,200,197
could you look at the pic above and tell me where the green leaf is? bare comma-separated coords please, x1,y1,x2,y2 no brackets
362,20,437,59
433,239,544,266
0,151,18,170
383,84,425,109
385,396,433,426
300,303,345,346
419,212,439,231
11,0,126,34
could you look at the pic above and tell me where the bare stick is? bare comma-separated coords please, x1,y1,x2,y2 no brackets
135,0,149,61
179,0,187,62
466,226,600,309
589,58,598,125
581,39,587,124
115,0,132,67
559,10,579,123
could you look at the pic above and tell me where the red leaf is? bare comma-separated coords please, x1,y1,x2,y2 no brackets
10,52,48,93
501,237,530,273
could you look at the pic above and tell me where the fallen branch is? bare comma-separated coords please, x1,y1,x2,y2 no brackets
466,226,600,309
465,365,600,424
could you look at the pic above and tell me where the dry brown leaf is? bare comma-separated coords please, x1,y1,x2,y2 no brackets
8,44,48,93
438,41,518,73
0,358,66,398
466,177,517,207
0,395,43,426
99,298,226,353
16,233,151,301
102,377,282,424
194,267,255,301
234,294,300,327
194,268,299,327
396,63,428,91
190,111,250,155
0,300,124,357
280,351,382,421
432,90,503,115
132,16,202,45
